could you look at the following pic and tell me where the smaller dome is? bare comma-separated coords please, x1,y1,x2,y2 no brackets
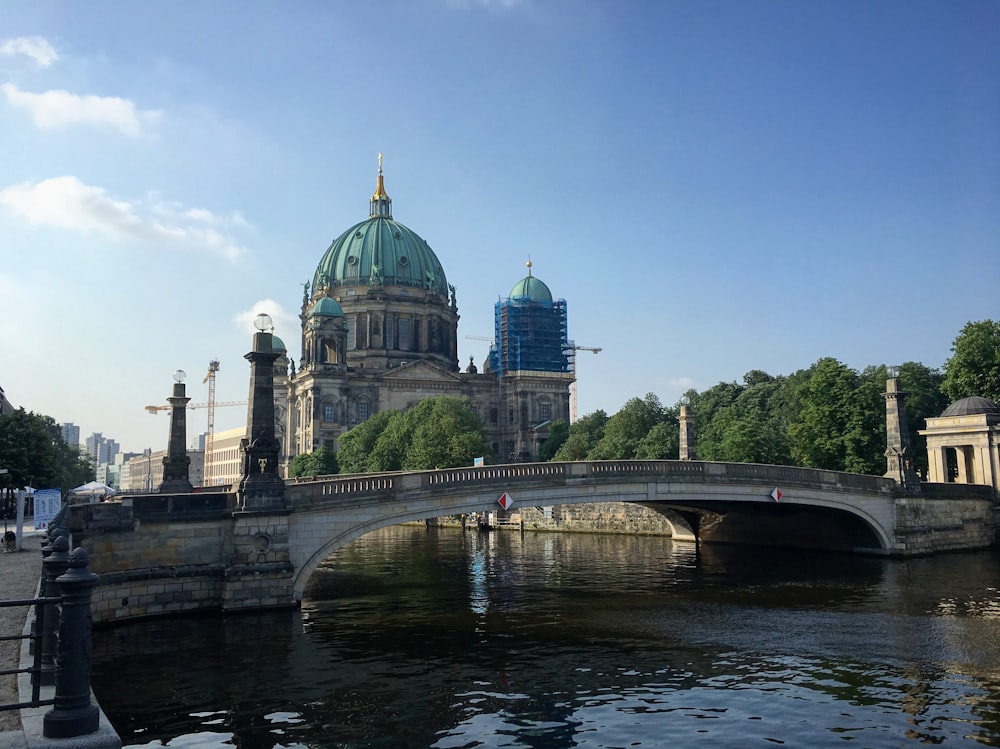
271,335,287,353
308,297,345,318
510,275,552,303
941,396,1000,417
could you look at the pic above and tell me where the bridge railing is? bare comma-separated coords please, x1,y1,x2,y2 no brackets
286,459,897,506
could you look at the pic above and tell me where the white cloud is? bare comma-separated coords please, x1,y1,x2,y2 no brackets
0,36,59,67
235,301,298,340
0,176,247,261
1,82,161,137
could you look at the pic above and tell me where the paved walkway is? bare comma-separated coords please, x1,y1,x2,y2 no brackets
0,525,121,749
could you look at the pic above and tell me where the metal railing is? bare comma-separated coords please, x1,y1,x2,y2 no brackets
0,505,102,738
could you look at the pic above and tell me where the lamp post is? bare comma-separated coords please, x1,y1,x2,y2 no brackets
159,369,194,493
237,313,286,510
884,365,919,493
679,396,697,461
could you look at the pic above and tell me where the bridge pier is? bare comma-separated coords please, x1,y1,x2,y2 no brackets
223,510,296,611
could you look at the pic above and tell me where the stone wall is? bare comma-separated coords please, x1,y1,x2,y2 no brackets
893,486,996,555
518,502,694,538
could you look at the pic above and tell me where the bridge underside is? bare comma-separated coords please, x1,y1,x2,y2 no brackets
642,501,886,555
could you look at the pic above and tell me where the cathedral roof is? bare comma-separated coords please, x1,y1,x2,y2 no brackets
308,296,344,318
271,334,287,352
311,157,449,298
509,259,552,303
941,396,1000,417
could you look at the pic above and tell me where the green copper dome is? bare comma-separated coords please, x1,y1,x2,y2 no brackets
509,260,552,303
271,334,287,352
312,163,448,298
308,297,344,318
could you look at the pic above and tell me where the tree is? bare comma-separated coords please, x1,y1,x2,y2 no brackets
288,447,339,478
941,320,1000,403
588,394,667,459
787,358,882,474
552,410,608,461
0,409,93,493
861,362,948,477
400,397,489,470
336,396,489,473
537,420,569,462
335,410,397,473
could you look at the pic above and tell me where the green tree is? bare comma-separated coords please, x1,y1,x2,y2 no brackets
552,410,608,461
589,394,667,459
861,362,948,478
336,396,489,473
288,447,339,478
335,410,397,473
787,358,882,474
400,397,489,470
941,320,1000,403
537,420,569,461
0,409,93,493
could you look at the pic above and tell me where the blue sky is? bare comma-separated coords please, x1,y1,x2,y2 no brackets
2,0,998,454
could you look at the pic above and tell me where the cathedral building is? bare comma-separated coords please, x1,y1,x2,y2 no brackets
281,159,575,468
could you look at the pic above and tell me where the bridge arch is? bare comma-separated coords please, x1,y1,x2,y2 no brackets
286,461,899,600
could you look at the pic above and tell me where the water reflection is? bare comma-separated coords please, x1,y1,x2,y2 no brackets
93,526,1000,748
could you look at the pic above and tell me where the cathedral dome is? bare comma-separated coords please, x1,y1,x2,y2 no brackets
940,396,1000,417
509,260,552,303
311,159,448,298
308,297,344,318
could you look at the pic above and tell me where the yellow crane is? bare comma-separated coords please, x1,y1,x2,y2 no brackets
143,400,245,414
203,360,220,486
568,345,602,423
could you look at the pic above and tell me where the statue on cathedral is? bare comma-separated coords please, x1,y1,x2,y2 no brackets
371,263,383,286
301,280,310,304
449,283,457,308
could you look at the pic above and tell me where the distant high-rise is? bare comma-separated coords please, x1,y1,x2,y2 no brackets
0,385,13,416
85,432,120,466
61,422,80,447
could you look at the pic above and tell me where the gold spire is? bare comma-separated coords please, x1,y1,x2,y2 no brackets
370,152,392,218
526,257,533,276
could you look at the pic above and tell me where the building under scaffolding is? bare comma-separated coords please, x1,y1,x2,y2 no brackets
488,261,575,461
490,264,572,377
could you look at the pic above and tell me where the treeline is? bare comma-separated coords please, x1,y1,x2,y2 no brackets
0,409,94,494
285,319,1000,479
544,319,999,476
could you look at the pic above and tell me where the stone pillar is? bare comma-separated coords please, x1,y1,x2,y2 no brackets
679,401,696,460
238,328,286,511
884,372,919,492
159,375,193,493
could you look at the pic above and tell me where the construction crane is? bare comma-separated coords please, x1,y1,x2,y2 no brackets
143,400,245,414
203,360,220,487
568,345,602,423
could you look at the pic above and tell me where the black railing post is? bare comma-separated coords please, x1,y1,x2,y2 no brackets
43,547,99,739
39,533,70,687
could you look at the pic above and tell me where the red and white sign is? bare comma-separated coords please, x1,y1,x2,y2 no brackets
497,492,514,510
770,487,782,502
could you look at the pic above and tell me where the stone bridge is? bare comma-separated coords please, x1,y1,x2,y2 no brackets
72,460,996,624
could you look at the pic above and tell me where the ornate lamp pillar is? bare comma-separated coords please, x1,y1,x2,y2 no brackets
884,366,919,492
679,396,697,461
238,314,287,510
159,370,193,493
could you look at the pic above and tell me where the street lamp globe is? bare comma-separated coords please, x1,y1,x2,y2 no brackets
254,313,274,332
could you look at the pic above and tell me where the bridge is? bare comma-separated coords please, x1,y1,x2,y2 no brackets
72,459,995,624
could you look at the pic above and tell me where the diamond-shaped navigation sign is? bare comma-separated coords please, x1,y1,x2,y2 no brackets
770,487,782,502
497,492,514,510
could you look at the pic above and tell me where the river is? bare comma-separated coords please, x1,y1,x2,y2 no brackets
91,525,1000,748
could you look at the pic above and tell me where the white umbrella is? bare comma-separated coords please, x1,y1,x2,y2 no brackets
70,481,118,497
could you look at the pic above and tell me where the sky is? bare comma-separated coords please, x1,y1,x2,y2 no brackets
1,0,998,455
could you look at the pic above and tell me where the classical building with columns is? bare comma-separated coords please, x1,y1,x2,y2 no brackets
920,396,1000,496
280,160,575,468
